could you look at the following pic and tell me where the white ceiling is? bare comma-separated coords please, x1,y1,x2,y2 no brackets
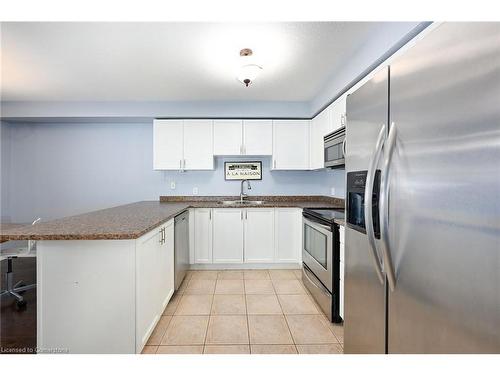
1,22,408,102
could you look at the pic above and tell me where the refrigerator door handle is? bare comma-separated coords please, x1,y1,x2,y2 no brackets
380,122,398,292
365,124,386,284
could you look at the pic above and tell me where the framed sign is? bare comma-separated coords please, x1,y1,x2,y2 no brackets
224,161,262,181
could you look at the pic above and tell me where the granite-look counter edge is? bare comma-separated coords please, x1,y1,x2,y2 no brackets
0,196,345,241
0,223,29,243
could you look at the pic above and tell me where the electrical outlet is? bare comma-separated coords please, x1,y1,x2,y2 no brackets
193,187,199,195
170,181,176,190
331,187,336,196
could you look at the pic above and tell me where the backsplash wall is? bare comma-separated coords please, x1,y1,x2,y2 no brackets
2,121,345,222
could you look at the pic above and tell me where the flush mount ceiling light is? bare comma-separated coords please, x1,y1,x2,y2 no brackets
237,48,263,87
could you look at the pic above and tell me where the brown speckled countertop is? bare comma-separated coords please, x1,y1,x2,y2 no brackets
0,196,344,242
0,223,29,243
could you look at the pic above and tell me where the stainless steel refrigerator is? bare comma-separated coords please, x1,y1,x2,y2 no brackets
344,22,500,353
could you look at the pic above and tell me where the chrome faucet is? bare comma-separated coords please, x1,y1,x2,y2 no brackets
240,179,252,202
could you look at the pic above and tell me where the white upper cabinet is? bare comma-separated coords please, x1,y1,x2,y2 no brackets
308,95,347,170
213,119,272,156
153,119,214,170
153,120,184,170
244,208,275,263
326,94,347,135
243,120,273,155
213,120,243,155
272,120,310,170
310,108,330,170
183,120,214,170
154,118,316,170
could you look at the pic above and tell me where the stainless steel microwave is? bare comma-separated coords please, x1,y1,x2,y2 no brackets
324,126,345,168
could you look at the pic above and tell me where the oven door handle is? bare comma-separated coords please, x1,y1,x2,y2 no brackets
303,265,331,295
364,124,386,285
303,217,331,233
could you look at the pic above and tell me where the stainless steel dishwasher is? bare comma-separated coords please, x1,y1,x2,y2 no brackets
174,210,189,290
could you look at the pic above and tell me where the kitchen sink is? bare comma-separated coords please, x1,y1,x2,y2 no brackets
218,200,264,205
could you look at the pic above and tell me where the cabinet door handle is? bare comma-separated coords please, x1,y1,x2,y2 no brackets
273,160,276,169
209,209,211,220
159,228,164,244
183,159,186,170
245,210,248,220
179,159,182,170
240,211,243,220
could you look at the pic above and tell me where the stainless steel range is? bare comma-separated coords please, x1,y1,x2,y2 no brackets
302,207,344,323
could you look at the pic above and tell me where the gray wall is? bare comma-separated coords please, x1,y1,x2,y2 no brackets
0,121,11,222
1,121,345,223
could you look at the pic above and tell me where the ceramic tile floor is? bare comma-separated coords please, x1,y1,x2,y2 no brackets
142,269,344,354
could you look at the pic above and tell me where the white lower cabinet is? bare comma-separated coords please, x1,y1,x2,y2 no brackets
244,208,275,263
212,208,244,263
194,208,213,263
136,220,174,353
136,226,162,353
274,208,302,263
159,220,175,310
37,219,175,354
192,207,302,266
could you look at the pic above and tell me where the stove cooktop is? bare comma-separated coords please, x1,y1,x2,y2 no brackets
304,207,345,222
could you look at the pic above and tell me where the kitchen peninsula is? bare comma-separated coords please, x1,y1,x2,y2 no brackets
0,196,344,354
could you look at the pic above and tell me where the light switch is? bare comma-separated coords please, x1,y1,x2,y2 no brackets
170,181,176,190
331,187,336,196
193,187,199,195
